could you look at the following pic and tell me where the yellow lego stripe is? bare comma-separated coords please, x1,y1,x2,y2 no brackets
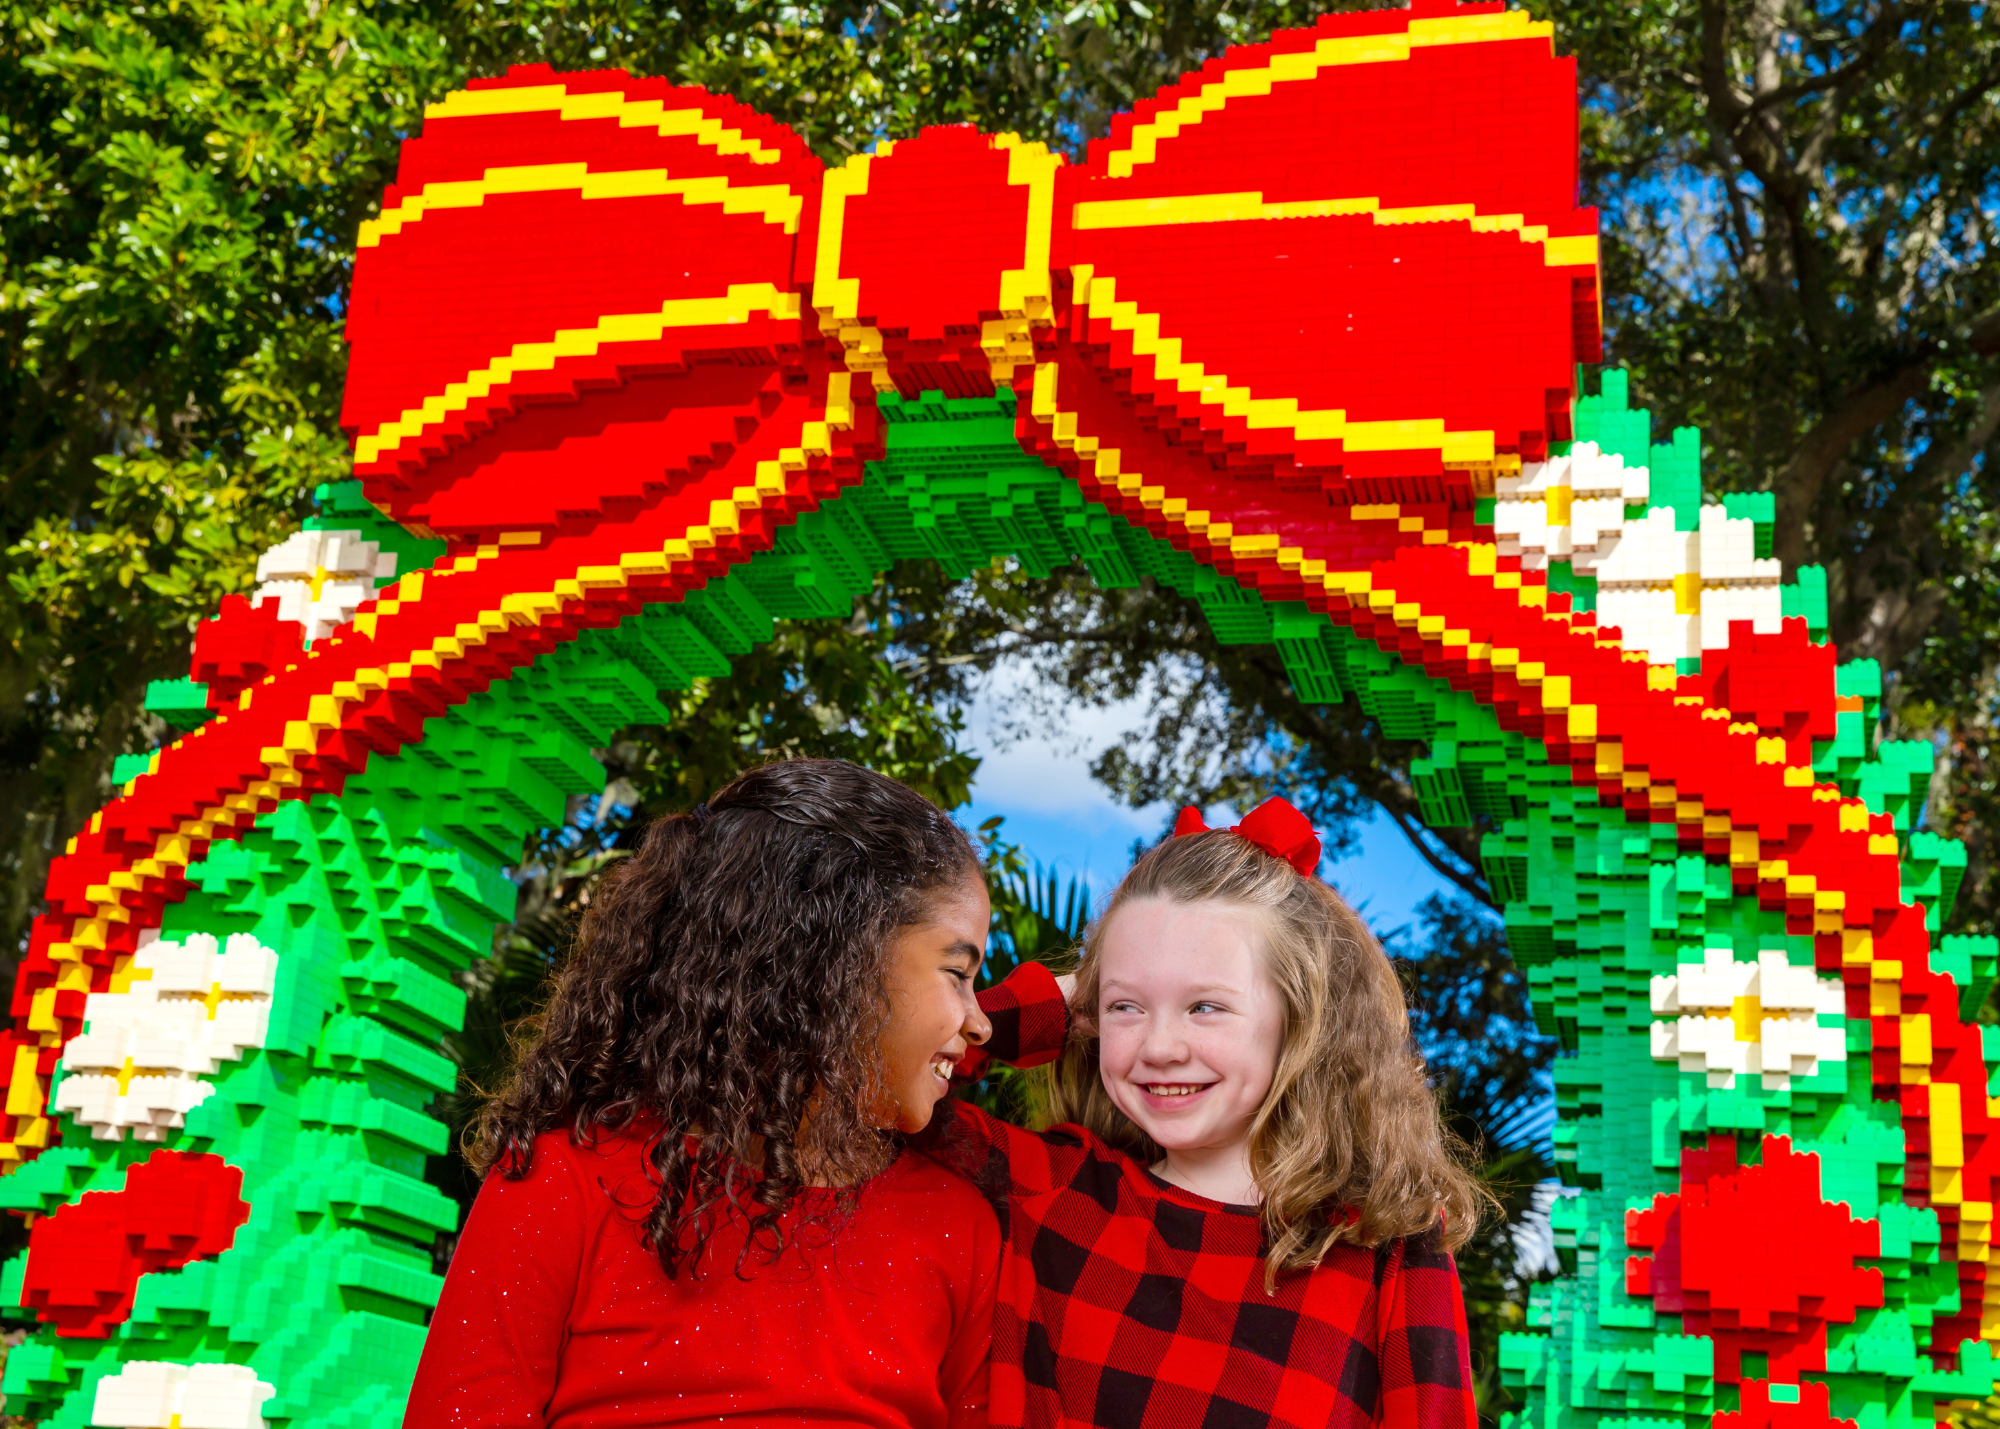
1029,358,1458,562
358,164,803,247
1071,267,1494,461
993,136,1063,321
1073,191,1597,269
812,148,889,333
353,283,803,466
1934,1081,1966,1172
1105,11,1553,178
423,86,786,166
4,1047,41,1118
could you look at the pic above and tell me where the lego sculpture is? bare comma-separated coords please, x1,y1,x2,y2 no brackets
4,2,1995,1425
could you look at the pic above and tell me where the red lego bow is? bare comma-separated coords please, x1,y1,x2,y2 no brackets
337,2,1600,546
1173,798,1321,876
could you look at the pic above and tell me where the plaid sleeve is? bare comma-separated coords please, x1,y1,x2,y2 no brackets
1375,1238,1477,1429
958,961,1068,1080
934,1097,1073,1200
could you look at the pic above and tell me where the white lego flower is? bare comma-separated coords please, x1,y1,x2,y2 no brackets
1493,445,1789,666
91,1361,276,1429
1693,505,1783,651
248,528,397,643
1494,443,1650,571
1648,948,1845,1090
55,932,279,1143
1592,507,1700,666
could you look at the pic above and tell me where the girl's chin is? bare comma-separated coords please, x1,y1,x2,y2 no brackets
899,1073,951,1127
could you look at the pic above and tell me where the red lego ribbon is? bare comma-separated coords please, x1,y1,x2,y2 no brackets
1173,798,1321,876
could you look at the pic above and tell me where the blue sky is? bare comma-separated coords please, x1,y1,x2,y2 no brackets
956,662,1453,939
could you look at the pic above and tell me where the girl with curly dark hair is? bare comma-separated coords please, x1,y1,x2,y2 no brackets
405,759,1001,1429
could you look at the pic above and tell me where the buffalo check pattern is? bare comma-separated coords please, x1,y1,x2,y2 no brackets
948,963,1476,1429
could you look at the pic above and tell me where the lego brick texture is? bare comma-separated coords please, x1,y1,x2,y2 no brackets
10,7,1996,1425
14,379,1995,1425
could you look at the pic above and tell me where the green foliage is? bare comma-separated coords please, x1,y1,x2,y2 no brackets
979,819,1093,983
0,0,449,960
960,823,1094,1126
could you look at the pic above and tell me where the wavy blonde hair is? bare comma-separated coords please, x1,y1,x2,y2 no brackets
1033,827,1493,1283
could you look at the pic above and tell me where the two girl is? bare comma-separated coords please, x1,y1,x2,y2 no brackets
406,759,1481,1429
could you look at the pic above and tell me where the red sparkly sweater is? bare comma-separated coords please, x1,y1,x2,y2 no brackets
953,962,1477,1429
405,1124,1001,1429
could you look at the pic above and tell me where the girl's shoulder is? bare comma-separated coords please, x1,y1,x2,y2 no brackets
883,1147,998,1203
1006,1120,1231,1229
782,1153,1004,1288
1294,1229,1459,1297
492,1116,659,1189
468,1120,661,1243
872,1150,1004,1236
932,1099,1150,1203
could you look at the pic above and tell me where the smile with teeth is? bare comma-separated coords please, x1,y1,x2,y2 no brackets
1145,1083,1213,1097
931,1054,957,1082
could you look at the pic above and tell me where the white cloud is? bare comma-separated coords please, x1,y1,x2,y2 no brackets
961,662,1162,829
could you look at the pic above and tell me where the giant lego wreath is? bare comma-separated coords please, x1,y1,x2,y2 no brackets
3,4,1995,1427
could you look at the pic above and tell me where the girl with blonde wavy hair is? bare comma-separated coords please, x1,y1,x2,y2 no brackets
937,795,1490,1429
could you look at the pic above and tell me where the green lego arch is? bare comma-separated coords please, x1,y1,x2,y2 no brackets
3,380,1990,1428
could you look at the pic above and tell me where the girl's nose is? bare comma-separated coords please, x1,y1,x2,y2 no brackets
1138,1019,1190,1065
961,993,993,1047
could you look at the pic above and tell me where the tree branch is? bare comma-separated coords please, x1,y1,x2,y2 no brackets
1734,9,1897,127
1966,302,2000,356
1923,381,2000,487
1697,0,1748,131
1771,359,1935,570
1376,795,1496,909
1770,299,2000,571
1790,1,1904,176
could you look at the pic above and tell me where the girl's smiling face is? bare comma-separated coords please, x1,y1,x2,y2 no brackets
877,871,993,1133
1095,897,1285,1201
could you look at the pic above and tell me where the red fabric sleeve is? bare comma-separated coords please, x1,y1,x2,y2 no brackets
934,1097,1075,1201
959,961,1068,1081
404,1144,590,1427
1374,1238,1477,1429
939,1182,1004,1429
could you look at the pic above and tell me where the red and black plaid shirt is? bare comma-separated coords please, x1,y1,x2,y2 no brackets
947,963,1476,1429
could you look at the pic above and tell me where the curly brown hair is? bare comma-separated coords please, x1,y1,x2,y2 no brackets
470,758,979,1278
1033,828,1494,1286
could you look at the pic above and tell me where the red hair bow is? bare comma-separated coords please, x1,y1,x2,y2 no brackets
1173,798,1321,876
